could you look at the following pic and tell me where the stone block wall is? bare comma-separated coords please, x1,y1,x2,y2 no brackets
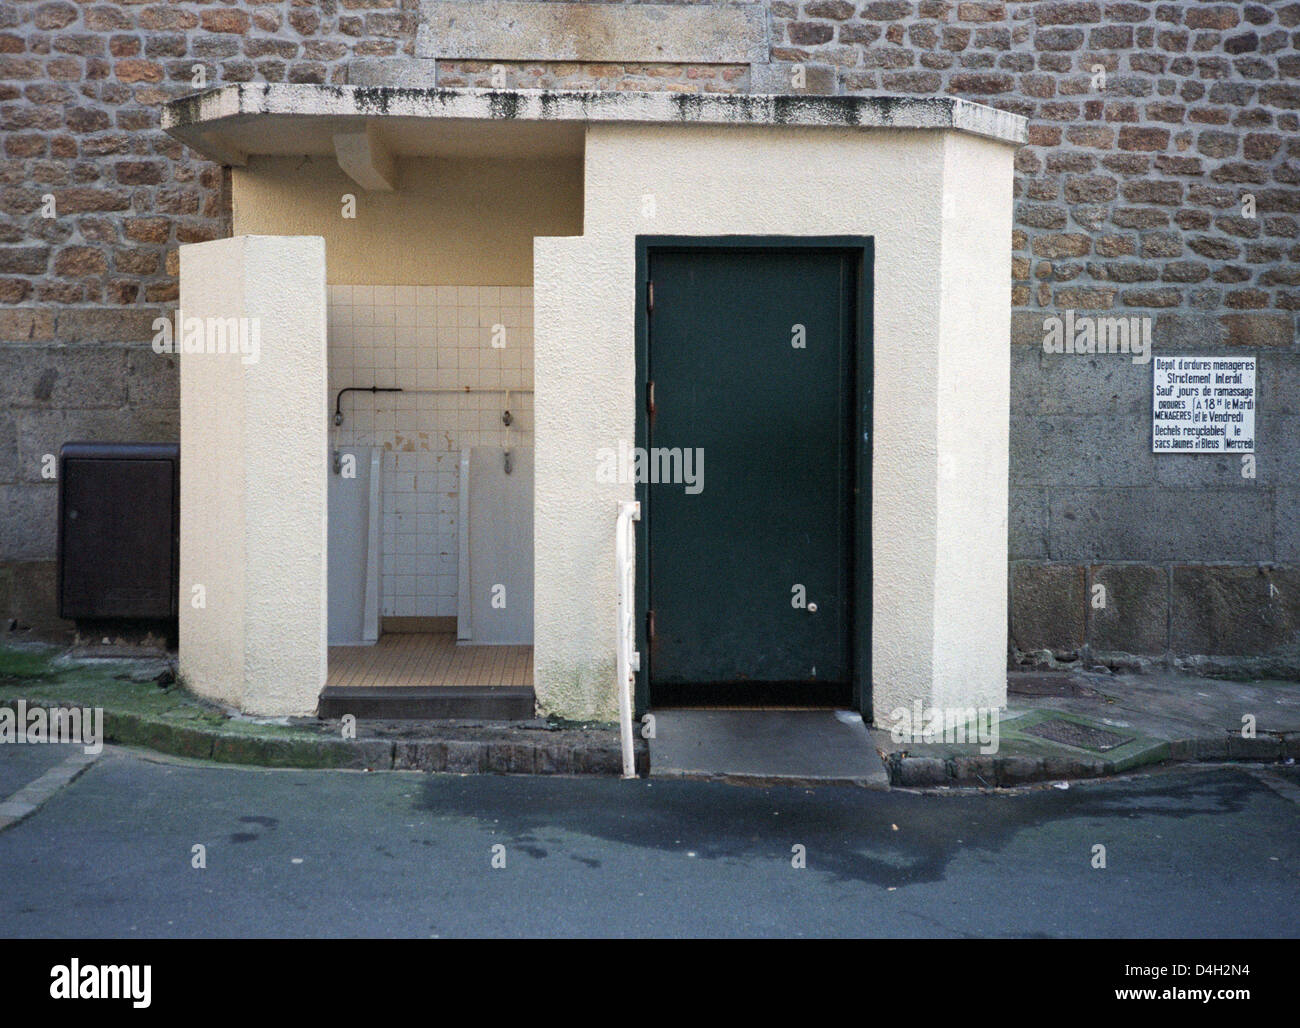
0,0,1296,675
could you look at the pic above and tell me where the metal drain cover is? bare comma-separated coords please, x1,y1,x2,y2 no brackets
1008,674,1101,699
1023,718,1133,752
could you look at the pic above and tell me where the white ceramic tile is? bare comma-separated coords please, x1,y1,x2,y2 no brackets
332,280,534,616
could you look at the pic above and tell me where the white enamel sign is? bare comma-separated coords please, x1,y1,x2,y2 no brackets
1152,355,1255,454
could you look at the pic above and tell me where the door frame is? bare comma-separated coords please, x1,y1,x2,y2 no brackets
633,235,875,720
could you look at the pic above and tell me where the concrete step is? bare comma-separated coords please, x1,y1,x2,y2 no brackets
318,686,535,721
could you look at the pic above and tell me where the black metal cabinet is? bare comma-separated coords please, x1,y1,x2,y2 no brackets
57,442,179,622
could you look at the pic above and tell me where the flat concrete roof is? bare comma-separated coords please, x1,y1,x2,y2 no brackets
162,84,1028,165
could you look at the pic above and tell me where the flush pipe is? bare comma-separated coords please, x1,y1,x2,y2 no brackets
332,385,533,429
502,389,512,474
331,386,533,474
332,386,400,475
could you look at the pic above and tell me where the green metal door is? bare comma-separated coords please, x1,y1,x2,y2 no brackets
642,244,862,706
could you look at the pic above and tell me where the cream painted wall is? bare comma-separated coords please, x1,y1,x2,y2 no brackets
232,155,583,285
932,133,1014,712
179,237,248,709
534,122,1014,721
179,235,328,716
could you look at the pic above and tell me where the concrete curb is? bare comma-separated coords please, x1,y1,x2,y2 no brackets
0,750,100,829
2,696,1292,786
887,733,1298,788
1,699,650,776
651,769,890,790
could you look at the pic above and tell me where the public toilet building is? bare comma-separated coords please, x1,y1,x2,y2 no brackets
161,83,1025,727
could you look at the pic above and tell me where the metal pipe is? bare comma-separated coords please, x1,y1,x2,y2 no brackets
615,499,641,780
332,385,533,428
333,386,402,426
502,389,512,474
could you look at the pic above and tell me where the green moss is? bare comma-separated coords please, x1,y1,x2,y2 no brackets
0,643,325,754
544,713,618,731
0,644,60,681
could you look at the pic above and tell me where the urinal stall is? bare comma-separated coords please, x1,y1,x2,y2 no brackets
324,285,535,694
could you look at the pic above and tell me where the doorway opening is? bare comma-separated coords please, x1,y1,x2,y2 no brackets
323,284,536,709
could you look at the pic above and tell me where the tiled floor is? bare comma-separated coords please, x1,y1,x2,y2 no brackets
327,633,533,688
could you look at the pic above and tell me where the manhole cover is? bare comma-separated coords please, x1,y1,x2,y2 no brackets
1023,718,1133,752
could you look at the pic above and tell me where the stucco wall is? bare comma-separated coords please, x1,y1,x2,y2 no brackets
231,155,583,285
933,132,1015,711
535,121,1015,720
178,237,247,709
179,235,328,716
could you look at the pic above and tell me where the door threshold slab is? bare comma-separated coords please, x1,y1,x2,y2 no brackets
647,708,890,788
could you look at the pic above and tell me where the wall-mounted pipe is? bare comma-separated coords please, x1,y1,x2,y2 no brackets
502,389,512,474
332,385,534,428
333,386,402,426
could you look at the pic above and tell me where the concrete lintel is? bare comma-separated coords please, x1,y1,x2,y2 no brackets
163,85,1029,165
415,0,769,65
333,122,396,192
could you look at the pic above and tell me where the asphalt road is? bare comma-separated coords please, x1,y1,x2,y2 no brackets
0,746,1296,938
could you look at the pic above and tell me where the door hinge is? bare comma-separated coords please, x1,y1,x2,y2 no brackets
646,380,655,416
646,279,654,313
646,609,656,642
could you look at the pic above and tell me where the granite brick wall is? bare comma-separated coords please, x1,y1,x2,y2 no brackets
0,1,1296,674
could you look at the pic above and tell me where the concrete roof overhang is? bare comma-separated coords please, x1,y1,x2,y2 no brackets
162,84,1029,166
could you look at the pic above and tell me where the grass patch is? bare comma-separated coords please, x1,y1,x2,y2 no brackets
0,644,60,682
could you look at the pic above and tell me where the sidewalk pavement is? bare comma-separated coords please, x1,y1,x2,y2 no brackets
1,644,1296,787
883,669,1300,788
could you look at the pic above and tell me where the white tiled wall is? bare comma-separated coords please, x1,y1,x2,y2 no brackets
327,284,534,618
